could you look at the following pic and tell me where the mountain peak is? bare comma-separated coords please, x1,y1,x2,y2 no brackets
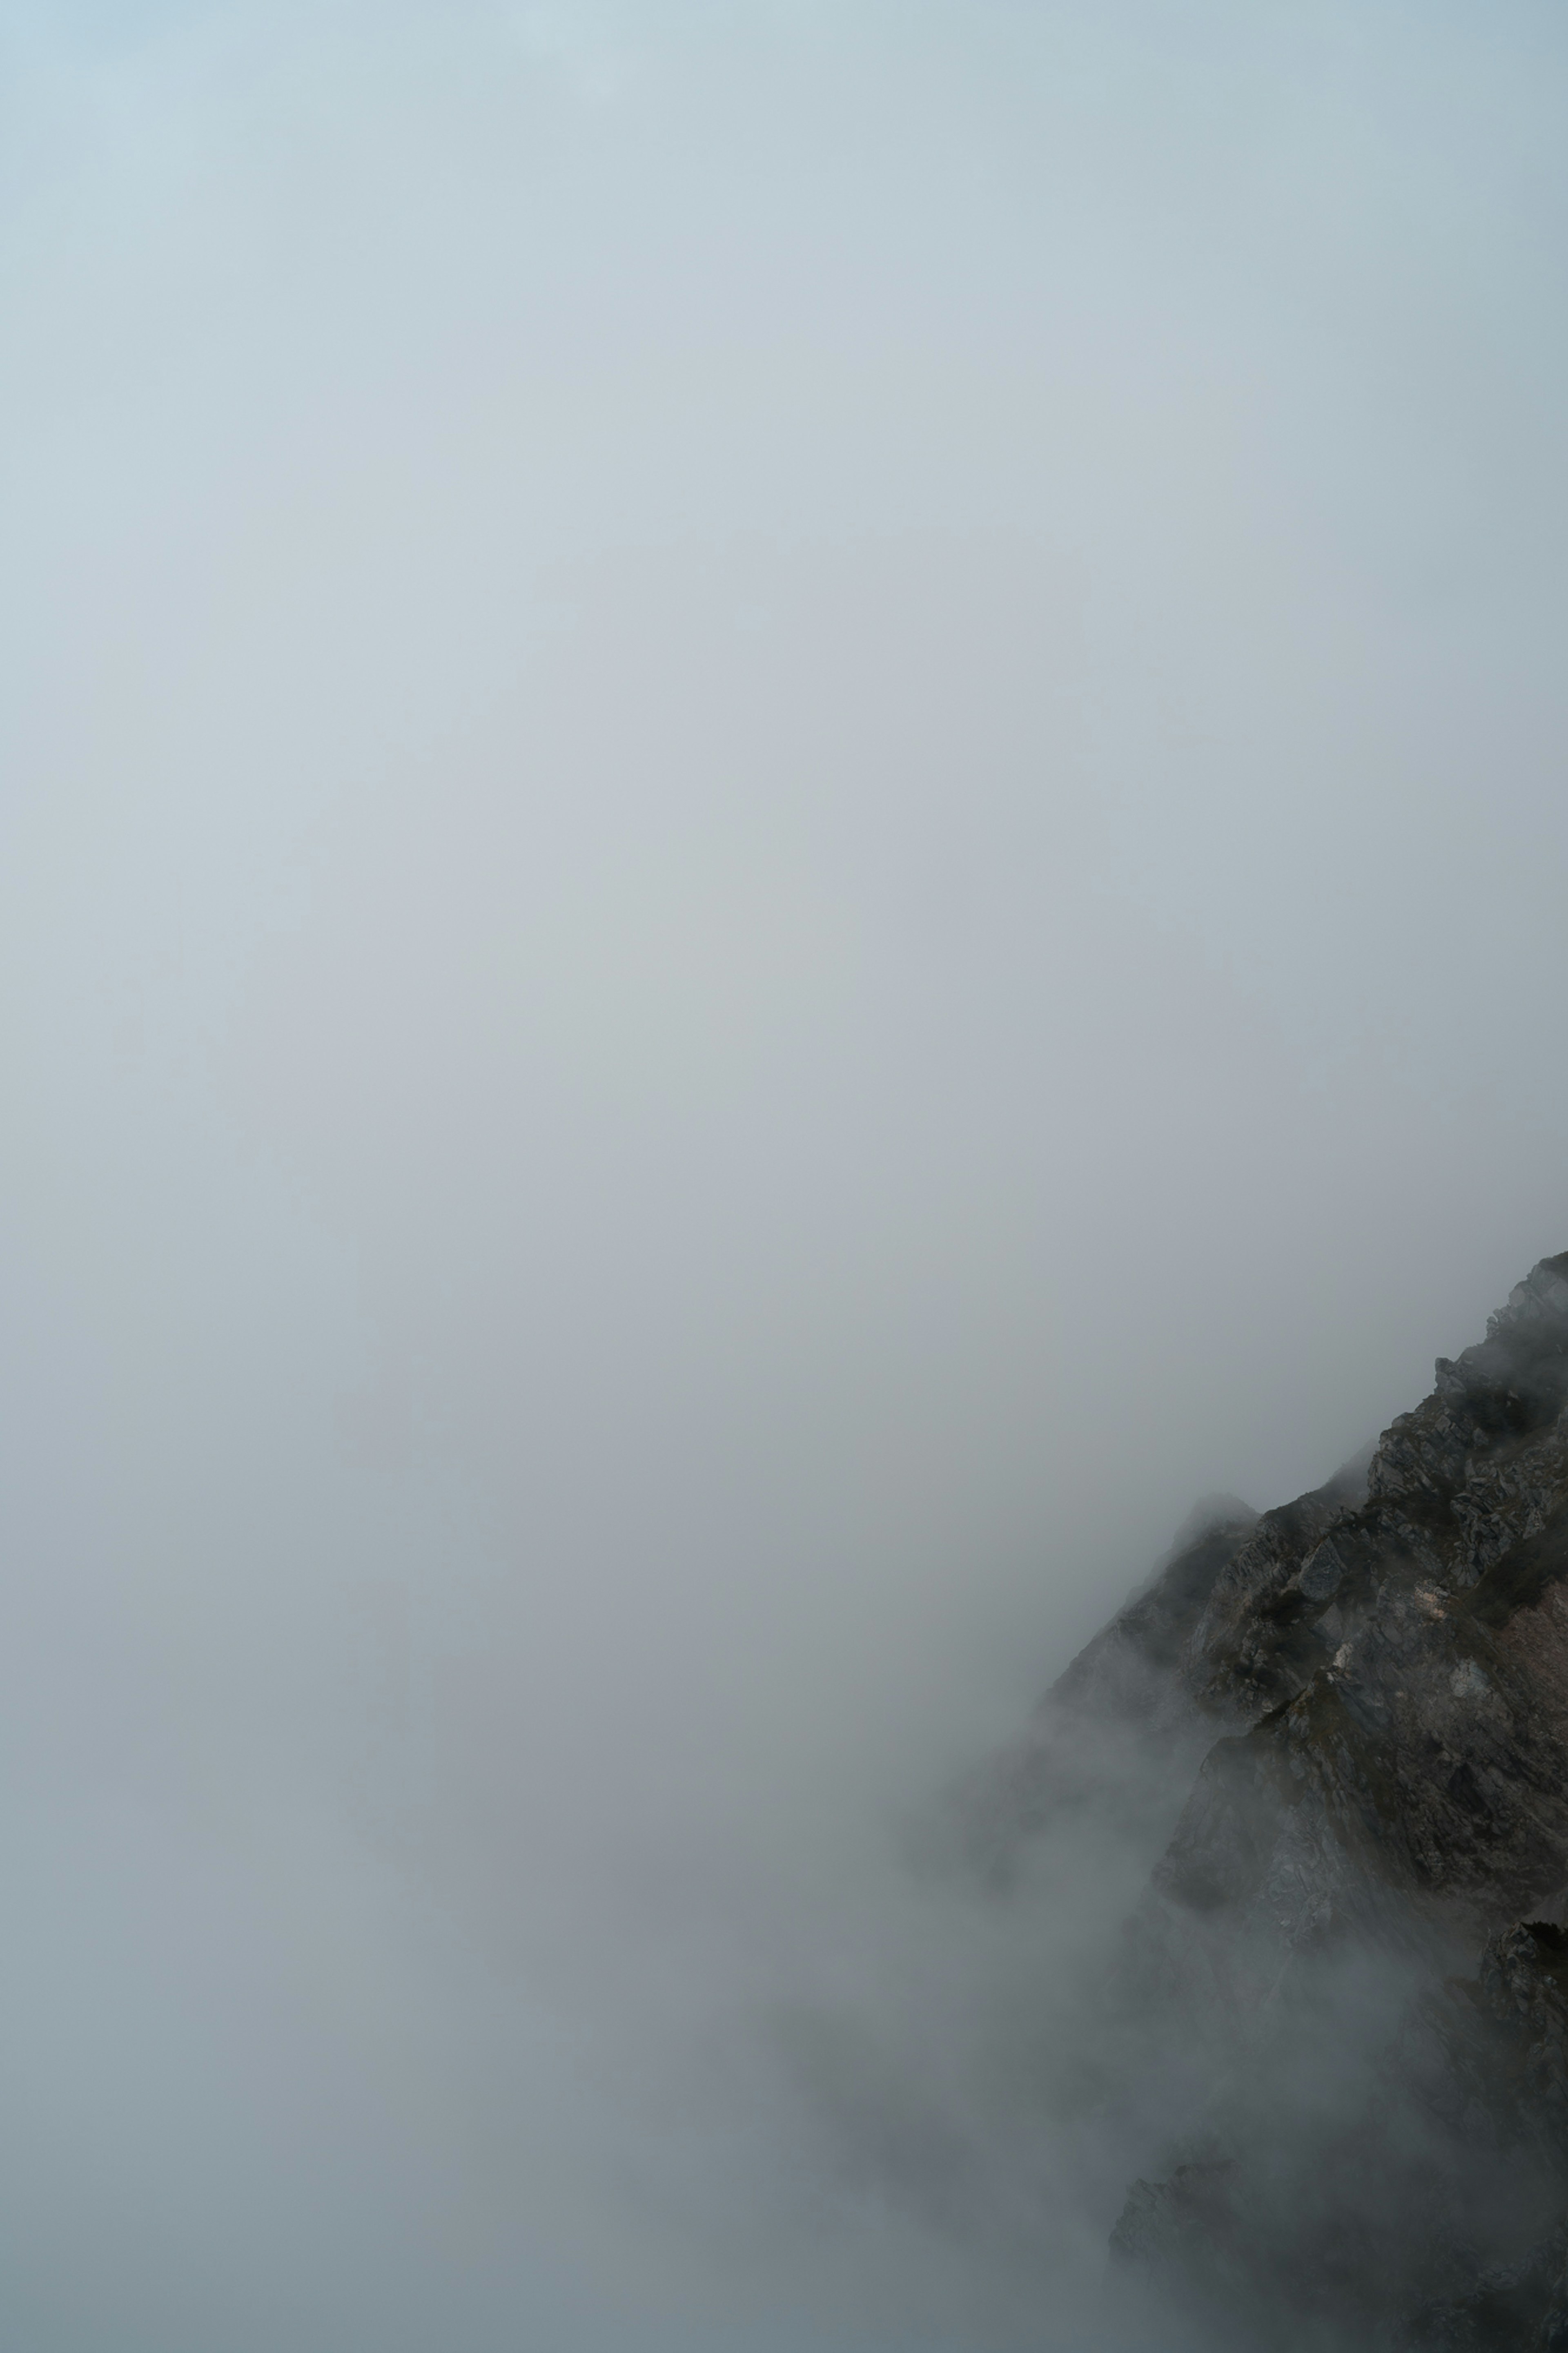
981,1252,1568,2348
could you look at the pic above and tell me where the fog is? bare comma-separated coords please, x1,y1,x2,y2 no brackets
3,1,1568,2344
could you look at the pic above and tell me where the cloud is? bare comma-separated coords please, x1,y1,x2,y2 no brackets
2,2,1566,2344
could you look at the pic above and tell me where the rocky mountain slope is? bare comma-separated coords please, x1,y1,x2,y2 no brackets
984,1253,1568,2349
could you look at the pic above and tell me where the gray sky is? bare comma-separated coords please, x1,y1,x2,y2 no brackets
3,2,1567,2345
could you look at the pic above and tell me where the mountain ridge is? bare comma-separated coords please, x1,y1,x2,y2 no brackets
980,1253,1568,2348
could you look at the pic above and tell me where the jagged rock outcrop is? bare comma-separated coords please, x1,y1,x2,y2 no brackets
1156,1253,1568,1974
991,1255,1568,2348
959,1495,1262,1876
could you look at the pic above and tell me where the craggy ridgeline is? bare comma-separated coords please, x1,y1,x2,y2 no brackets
976,1253,1568,2349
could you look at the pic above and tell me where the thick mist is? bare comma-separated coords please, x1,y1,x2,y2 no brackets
4,2,1568,2345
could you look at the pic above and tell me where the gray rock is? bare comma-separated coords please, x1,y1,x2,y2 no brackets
975,1253,1568,2346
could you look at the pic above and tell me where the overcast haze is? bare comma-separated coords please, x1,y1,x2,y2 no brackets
3,2,1568,2345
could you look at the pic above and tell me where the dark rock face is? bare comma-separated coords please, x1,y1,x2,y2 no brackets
992,1256,1568,2348
959,1496,1262,1877
1159,1253,1568,1968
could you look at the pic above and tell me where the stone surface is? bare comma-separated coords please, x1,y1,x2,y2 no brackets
987,1254,1568,2347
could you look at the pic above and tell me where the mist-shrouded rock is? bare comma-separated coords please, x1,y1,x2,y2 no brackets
966,1253,1568,2349
954,1494,1261,1877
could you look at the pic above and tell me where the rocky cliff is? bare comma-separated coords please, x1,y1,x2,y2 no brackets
986,1254,1568,2349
